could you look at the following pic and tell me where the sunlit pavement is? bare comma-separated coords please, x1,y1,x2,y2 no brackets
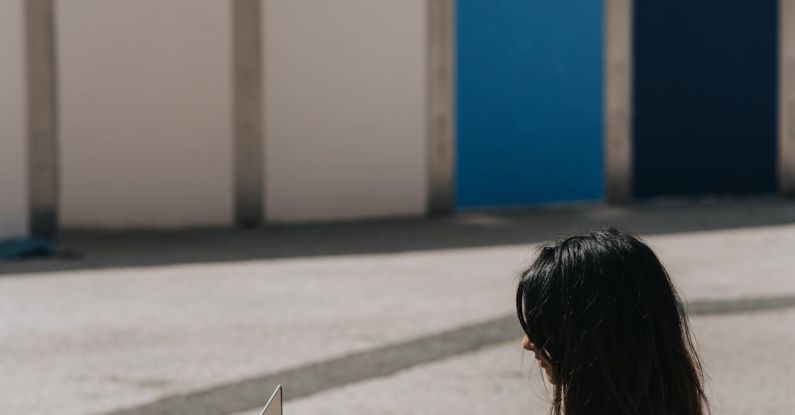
2,201,794,415
260,309,795,415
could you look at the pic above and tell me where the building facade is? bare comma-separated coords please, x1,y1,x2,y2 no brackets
1,0,793,238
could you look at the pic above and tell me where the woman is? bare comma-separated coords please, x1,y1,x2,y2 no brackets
516,229,709,415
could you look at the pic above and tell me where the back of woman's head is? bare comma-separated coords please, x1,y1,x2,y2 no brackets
516,229,708,415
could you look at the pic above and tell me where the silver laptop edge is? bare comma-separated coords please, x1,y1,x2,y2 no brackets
260,385,283,415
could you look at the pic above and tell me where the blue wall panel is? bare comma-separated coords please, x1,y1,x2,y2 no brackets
633,0,778,197
456,0,604,208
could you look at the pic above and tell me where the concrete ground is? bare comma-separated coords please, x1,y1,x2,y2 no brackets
1,200,794,415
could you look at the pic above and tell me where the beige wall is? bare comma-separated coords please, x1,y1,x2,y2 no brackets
57,0,233,228
0,0,29,238
262,0,428,223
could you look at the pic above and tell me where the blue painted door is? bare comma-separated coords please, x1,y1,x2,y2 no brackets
633,0,778,197
456,0,604,208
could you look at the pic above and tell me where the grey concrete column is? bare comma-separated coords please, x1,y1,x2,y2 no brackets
604,0,634,204
25,0,59,237
426,0,456,215
780,0,795,196
233,0,265,226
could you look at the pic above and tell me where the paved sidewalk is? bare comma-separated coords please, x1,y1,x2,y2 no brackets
270,309,795,415
1,200,794,414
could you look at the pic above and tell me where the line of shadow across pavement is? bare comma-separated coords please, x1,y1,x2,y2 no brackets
99,293,795,415
3,198,795,276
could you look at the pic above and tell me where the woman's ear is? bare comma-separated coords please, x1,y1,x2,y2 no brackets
522,335,535,351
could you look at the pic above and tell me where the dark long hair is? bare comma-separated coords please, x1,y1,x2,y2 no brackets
516,229,708,415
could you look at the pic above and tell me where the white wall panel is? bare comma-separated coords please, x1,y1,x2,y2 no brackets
0,0,29,238
58,0,233,228
263,0,428,223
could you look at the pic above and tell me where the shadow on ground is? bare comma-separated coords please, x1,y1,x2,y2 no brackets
101,295,795,415
3,198,795,275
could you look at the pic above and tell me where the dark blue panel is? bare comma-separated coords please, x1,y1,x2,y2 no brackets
456,0,604,208
633,0,778,197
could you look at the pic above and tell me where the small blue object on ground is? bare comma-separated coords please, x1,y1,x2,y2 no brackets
0,238,58,260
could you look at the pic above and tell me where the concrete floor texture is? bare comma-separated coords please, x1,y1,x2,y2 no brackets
1,200,794,414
